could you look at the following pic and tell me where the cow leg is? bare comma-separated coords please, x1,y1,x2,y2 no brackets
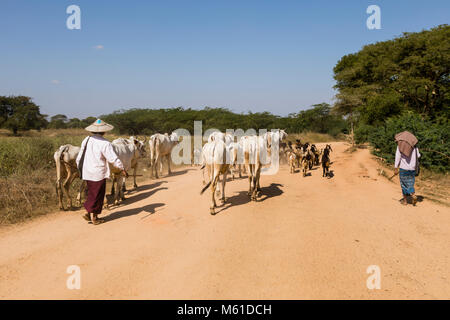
149,157,154,178
254,167,261,200
154,154,160,179
110,176,116,195
247,166,253,196
76,180,86,206
210,172,220,215
160,157,164,176
251,176,257,201
119,176,126,201
114,175,120,205
221,171,227,202
255,163,261,193
167,155,172,175
114,176,124,205
67,173,79,209
56,179,64,210
133,165,138,189
62,166,74,209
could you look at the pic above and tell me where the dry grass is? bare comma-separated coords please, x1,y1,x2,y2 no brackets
0,130,124,224
0,170,67,224
415,169,450,207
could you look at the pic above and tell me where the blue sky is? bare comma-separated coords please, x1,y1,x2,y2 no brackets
0,0,448,118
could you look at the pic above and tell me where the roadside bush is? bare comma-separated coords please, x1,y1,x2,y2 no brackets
354,124,375,145
366,112,449,172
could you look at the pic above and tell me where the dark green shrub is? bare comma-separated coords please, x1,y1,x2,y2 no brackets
367,112,449,172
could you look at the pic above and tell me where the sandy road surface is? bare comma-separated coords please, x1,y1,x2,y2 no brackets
0,142,449,299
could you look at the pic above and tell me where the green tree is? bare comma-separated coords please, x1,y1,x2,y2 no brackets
333,25,450,124
48,114,68,129
0,96,47,135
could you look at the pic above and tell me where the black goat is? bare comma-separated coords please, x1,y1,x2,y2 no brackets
321,148,331,177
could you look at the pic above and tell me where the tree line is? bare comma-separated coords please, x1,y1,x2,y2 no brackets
0,97,348,137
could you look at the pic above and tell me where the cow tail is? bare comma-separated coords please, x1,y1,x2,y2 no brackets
200,180,211,194
149,136,157,167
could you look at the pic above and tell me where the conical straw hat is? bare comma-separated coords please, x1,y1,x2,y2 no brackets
85,119,114,133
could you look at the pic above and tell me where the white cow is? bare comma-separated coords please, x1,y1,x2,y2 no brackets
108,140,146,206
208,131,234,145
111,136,147,191
240,130,287,201
54,144,85,210
149,132,179,178
200,139,236,215
206,131,242,179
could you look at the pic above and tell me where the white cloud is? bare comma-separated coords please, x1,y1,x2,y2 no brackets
93,45,104,50
51,80,60,85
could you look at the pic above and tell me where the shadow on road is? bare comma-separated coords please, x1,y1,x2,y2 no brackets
105,202,165,222
214,183,284,215
105,186,168,210
133,181,168,192
168,169,194,177
124,187,168,204
258,183,284,202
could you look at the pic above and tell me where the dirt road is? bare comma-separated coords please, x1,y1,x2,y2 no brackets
0,142,449,299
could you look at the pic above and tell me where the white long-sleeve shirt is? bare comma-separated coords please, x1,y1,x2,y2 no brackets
394,146,420,171
76,135,125,181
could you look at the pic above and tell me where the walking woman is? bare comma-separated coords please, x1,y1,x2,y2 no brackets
394,131,420,206
76,119,127,225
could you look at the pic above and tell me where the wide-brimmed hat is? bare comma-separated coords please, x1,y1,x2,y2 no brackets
85,119,114,133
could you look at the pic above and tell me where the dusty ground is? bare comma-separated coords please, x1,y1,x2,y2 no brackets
0,142,449,299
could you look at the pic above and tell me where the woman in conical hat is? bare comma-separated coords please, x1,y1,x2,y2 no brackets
76,119,128,224
394,131,420,206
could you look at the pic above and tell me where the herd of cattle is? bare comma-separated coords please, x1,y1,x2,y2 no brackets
54,130,332,215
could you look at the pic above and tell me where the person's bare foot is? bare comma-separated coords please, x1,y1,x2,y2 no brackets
82,213,91,222
400,198,408,205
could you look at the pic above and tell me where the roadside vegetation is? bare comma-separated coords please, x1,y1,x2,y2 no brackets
333,25,449,172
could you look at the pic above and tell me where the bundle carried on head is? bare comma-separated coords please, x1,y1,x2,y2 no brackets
395,131,418,157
